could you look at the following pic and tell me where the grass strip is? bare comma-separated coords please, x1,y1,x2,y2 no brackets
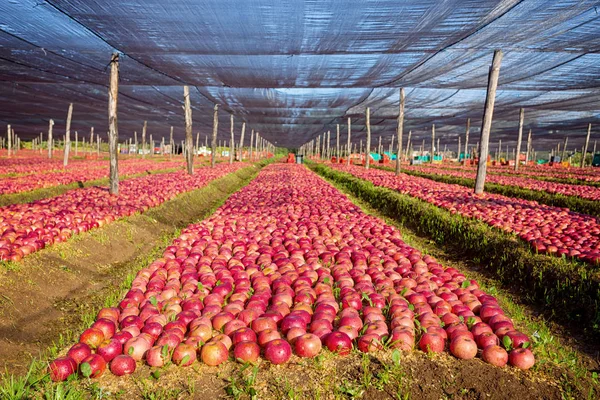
310,163,600,337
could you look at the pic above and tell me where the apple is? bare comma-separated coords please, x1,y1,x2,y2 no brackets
93,318,116,340
357,334,383,353
96,339,123,362
200,341,229,366
286,327,307,344
110,354,136,376
251,317,277,333
79,354,107,378
49,357,77,382
258,329,281,346
264,339,292,364
231,327,257,346
67,343,92,365
509,348,535,370
112,331,133,345
233,341,261,363
172,343,197,367
449,336,477,360
294,333,322,358
124,337,151,361
79,327,105,349
476,332,500,349
481,345,508,367
210,334,233,350
324,332,352,356
418,332,445,353
146,345,169,367
390,328,415,351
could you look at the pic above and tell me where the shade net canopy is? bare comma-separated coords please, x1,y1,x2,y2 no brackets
1,0,599,149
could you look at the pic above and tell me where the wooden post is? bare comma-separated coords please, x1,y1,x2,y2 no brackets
346,118,352,165
390,135,394,154
378,136,382,155
336,124,340,160
7,124,11,156
169,127,174,158
75,131,78,156
421,139,425,156
437,138,440,158
360,139,362,157
63,103,73,167
239,123,246,161
97,134,100,156
582,123,592,168
326,131,331,160
405,131,412,161
561,137,568,161
211,104,218,167
458,136,461,160
525,129,532,164
48,120,54,158
229,115,234,164
108,53,119,195
249,129,254,160
514,108,524,171
475,50,503,195
183,86,194,174
593,140,597,156
497,139,502,161
142,121,147,159
365,107,371,169
430,125,435,163
195,132,200,157
134,131,138,156
89,127,94,155
395,88,405,174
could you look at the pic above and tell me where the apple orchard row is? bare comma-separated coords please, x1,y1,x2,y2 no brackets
49,163,534,381
332,164,600,265
0,163,246,262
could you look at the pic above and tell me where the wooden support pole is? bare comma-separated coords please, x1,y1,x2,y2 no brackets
63,103,73,167
582,123,592,167
134,130,138,155
514,108,524,171
405,131,412,161
229,115,234,164
497,139,502,161
525,129,532,163
108,53,119,195
326,131,331,160
336,124,340,160
378,136,382,155
75,131,78,156
395,88,405,174
48,120,54,158
561,137,568,161
458,136,461,160
211,104,218,167
593,140,597,156
431,125,435,163
97,135,101,156
365,107,371,169
142,121,147,159
169,126,174,158
7,125,11,156
239,123,246,161
475,50,503,195
183,86,194,174
437,138,440,158
390,134,394,155
346,118,352,165
250,129,254,160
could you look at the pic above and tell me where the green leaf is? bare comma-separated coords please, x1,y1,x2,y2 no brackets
161,344,169,359
522,341,530,349
128,346,134,355
197,282,204,292
180,354,190,365
400,287,408,297
151,369,162,380
467,317,476,328
80,362,92,378
323,277,331,285
503,335,513,351
149,296,158,307
461,280,470,288
391,349,401,365
216,280,222,286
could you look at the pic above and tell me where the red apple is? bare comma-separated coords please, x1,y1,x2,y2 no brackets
200,341,229,366
172,343,197,367
418,332,445,353
482,345,508,367
231,327,257,346
509,348,535,370
449,336,477,360
324,332,352,356
79,354,106,378
67,343,92,365
124,337,151,361
264,339,292,365
110,354,136,376
294,333,322,358
49,357,77,382
93,318,116,340
96,339,123,363
79,327,105,349
233,341,261,363
258,329,281,346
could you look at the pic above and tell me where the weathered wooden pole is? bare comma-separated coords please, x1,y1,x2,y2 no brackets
7,125,11,156
365,107,371,169
63,104,73,167
183,86,194,174
229,115,234,164
169,127,174,158
474,50,503,195
346,117,352,165
75,131,78,156
249,129,254,160
195,132,200,157
561,137,568,161
514,108,524,171
239,123,246,161
134,130,138,155
142,121,147,159
336,124,340,160
326,130,331,160
89,127,94,155
377,136,382,155
497,139,502,161
390,135,394,154
437,138,440,158
404,131,411,161
97,134,101,156
525,129,532,164
458,136,462,160
582,123,592,167
211,104,219,167
108,53,119,195
430,125,435,163
593,140,597,156
395,88,405,174
48,120,54,158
